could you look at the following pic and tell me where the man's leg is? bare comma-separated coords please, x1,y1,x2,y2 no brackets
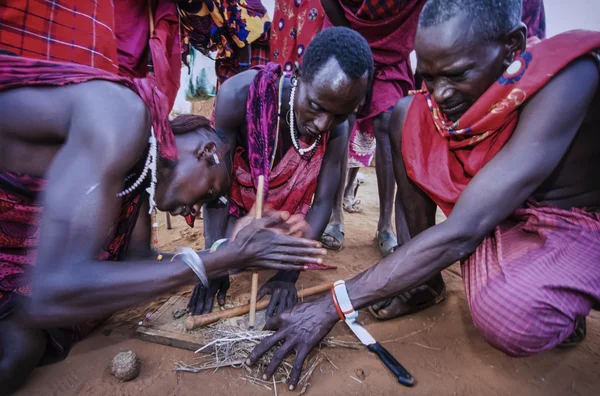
372,112,398,257
369,112,446,319
342,167,361,213
0,317,46,395
464,210,600,356
321,143,349,250
321,115,357,250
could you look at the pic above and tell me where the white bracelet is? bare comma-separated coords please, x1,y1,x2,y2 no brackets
333,280,358,320
172,247,208,288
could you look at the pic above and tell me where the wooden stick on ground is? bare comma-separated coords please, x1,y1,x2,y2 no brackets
249,175,265,329
166,212,172,230
185,282,332,330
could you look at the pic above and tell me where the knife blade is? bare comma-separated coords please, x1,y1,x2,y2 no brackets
346,319,415,387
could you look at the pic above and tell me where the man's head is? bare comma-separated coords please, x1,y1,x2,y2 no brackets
293,27,373,137
156,115,230,216
415,0,527,122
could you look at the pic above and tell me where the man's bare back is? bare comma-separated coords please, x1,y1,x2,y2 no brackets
0,81,148,178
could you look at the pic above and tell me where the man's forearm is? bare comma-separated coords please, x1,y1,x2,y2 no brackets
203,202,231,248
304,201,334,241
26,246,238,327
318,221,478,316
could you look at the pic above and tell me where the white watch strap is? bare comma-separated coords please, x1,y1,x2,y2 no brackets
333,280,358,320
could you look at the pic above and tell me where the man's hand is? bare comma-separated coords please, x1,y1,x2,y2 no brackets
228,211,325,272
230,206,312,240
187,275,230,315
247,299,339,390
257,271,299,317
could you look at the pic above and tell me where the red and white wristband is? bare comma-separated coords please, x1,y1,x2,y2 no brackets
330,280,358,321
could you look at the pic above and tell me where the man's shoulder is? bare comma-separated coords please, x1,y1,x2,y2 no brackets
215,70,259,125
72,81,150,167
390,95,415,131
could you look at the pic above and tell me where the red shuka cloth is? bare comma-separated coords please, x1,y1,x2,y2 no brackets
0,0,181,160
228,63,328,218
402,30,600,217
323,0,424,167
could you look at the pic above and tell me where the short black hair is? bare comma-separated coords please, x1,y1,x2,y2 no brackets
170,114,227,143
301,27,373,85
419,0,522,41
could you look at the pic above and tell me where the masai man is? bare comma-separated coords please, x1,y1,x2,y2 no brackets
187,27,373,317
248,0,600,389
0,1,324,393
320,0,426,256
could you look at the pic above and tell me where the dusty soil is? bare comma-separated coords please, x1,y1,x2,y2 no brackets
16,168,600,396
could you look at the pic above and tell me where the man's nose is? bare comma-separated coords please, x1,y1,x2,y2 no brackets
313,113,334,132
432,79,456,104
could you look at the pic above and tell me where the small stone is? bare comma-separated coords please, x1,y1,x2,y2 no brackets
110,350,140,381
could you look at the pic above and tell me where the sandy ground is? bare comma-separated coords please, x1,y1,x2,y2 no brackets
15,168,600,396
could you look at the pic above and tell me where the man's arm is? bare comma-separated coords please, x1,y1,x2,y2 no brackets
249,57,600,388
304,121,350,240
25,87,201,327
320,0,350,27
345,57,600,309
25,82,323,328
187,71,251,315
202,71,253,246
256,120,350,316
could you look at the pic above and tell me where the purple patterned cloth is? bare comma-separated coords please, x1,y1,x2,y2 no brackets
522,0,546,39
463,200,600,357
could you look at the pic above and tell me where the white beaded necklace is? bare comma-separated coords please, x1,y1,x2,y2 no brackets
116,126,158,215
288,81,321,158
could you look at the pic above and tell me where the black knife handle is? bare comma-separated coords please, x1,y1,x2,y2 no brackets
367,342,415,387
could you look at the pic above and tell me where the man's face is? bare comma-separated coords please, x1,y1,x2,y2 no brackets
294,58,368,137
415,13,509,122
155,134,230,216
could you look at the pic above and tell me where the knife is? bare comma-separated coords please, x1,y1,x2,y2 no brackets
346,319,415,387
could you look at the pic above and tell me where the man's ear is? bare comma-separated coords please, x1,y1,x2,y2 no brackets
293,61,301,81
504,22,527,63
196,141,217,162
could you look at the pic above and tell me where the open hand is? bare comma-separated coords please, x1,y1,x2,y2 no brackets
187,275,230,315
247,299,339,390
229,212,326,272
257,271,299,317
230,205,312,240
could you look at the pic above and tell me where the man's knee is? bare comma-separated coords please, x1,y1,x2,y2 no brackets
470,285,576,357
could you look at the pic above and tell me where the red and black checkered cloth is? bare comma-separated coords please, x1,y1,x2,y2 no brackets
0,0,181,161
0,0,119,73
343,0,402,21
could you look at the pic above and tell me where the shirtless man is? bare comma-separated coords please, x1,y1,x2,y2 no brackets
187,27,372,317
248,0,600,389
0,6,325,395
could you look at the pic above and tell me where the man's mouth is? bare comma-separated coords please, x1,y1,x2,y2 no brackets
440,102,467,118
170,207,183,216
304,126,319,138
170,206,192,217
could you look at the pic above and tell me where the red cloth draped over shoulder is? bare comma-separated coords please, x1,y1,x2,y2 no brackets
322,0,424,119
402,30,600,216
228,62,328,218
0,0,180,160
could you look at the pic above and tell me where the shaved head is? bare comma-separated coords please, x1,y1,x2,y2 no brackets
419,0,523,42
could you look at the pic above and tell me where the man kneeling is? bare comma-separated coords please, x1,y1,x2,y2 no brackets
247,0,600,389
